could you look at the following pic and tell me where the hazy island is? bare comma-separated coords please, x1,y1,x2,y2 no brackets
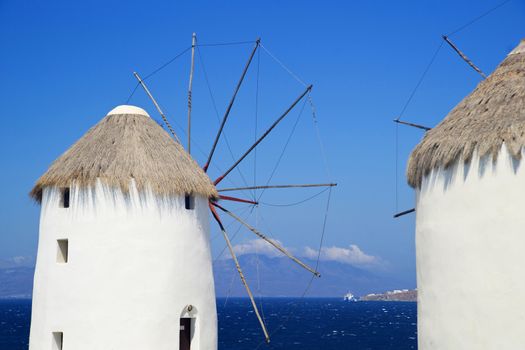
358,289,417,302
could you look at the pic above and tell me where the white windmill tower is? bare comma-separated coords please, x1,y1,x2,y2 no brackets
29,105,219,350
407,39,525,349
28,37,334,350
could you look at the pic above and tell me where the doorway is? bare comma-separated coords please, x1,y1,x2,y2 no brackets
179,318,192,350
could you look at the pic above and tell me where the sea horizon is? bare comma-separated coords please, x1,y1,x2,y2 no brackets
0,298,417,349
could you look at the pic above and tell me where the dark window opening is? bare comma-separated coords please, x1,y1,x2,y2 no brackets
52,332,63,350
60,188,70,208
57,239,68,263
185,194,195,210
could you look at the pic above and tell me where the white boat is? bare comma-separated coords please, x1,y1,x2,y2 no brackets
344,292,357,301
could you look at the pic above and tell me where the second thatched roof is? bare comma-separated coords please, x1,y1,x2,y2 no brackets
407,39,525,188
31,105,218,201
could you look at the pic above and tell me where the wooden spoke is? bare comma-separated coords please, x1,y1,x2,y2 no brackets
214,85,312,185
212,202,321,278
187,33,197,154
219,195,258,205
133,72,182,144
393,208,415,218
393,119,431,131
442,35,487,79
209,203,270,343
218,183,337,192
203,38,261,172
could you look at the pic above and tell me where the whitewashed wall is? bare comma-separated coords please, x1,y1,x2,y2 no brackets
29,180,217,350
416,144,525,350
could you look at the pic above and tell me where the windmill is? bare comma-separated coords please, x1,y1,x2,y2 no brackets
28,35,333,350
132,35,336,343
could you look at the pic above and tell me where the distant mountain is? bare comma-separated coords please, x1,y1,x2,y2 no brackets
214,254,411,297
0,254,412,299
0,266,33,299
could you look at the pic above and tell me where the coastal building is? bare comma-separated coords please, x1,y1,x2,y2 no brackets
408,39,525,349
29,105,218,350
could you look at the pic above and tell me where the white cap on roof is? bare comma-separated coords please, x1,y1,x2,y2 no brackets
509,39,525,56
107,105,150,117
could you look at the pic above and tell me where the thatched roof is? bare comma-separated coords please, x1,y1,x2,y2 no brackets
31,105,218,201
407,39,525,188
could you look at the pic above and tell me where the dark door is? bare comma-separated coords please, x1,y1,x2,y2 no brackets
180,318,191,350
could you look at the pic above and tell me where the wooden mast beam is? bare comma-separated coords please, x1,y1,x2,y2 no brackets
203,38,261,172
212,202,321,277
218,195,258,205
217,183,337,192
209,203,270,343
133,71,182,144
393,208,415,218
393,119,432,131
187,33,197,155
442,35,487,79
214,85,312,186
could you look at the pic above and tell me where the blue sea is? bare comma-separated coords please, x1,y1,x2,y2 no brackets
0,298,417,349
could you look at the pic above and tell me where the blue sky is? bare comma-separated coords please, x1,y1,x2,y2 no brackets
0,0,523,287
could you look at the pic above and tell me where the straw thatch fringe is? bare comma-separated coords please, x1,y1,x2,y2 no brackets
407,40,525,188
31,113,218,202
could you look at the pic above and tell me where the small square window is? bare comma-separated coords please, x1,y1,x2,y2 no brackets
185,194,195,210
57,239,68,263
60,188,70,208
52,332,63,350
